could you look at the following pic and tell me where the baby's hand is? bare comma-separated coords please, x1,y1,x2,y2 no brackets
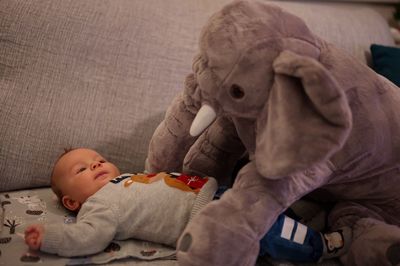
25,224,44,250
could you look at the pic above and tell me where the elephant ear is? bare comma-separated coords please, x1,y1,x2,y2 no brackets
255,50,352,178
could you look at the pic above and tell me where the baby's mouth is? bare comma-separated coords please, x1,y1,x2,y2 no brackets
95,171,109,180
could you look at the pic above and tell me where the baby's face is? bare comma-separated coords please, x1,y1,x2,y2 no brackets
53,148,120,205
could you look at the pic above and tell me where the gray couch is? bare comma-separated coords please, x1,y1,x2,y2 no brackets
0,0,396,265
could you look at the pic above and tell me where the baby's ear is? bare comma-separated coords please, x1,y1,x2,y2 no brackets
62,196,81,211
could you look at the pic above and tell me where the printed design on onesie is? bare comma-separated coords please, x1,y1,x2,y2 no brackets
110,172,209,194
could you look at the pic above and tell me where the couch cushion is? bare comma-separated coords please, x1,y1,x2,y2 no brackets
269,1,395,65
0,0,395,192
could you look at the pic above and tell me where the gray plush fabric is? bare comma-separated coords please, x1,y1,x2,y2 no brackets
0,0,394,193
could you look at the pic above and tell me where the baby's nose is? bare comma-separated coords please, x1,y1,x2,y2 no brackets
91,161,102,170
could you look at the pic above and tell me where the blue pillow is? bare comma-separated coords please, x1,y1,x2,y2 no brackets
370,44,400,87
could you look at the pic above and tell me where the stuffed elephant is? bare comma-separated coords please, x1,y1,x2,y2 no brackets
146,1,400,265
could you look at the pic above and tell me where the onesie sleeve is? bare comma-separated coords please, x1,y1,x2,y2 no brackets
40,198,118,257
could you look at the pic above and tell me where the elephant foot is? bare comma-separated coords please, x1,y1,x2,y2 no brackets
176,201,260,266
337,218,400,266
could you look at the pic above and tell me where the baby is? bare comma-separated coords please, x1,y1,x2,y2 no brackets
25,148,350,261
25,148,217,257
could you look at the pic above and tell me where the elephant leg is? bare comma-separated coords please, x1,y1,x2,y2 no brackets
177,163,282,266
328,202,400,266
183,116,246,186
177,161,332,266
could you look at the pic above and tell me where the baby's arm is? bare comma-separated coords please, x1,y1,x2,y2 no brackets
39,198,118,257
25,224,44,250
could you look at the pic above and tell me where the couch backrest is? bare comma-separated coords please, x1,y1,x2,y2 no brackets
0,0,394,192
270,1,395,65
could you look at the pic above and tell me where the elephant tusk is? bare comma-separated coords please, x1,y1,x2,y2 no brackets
189,104,217,137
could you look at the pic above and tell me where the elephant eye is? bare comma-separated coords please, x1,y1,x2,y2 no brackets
230,84,245,99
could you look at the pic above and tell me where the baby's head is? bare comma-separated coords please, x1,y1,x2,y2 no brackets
51,148,120,212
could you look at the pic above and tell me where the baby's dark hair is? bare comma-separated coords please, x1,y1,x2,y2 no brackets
51,147,76,200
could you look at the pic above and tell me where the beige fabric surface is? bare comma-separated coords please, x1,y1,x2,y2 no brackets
0,0,394,192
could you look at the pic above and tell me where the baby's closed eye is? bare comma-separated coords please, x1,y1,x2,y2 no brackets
77,167,86,173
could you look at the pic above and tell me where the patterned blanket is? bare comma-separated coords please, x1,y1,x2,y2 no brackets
0,188,176,265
